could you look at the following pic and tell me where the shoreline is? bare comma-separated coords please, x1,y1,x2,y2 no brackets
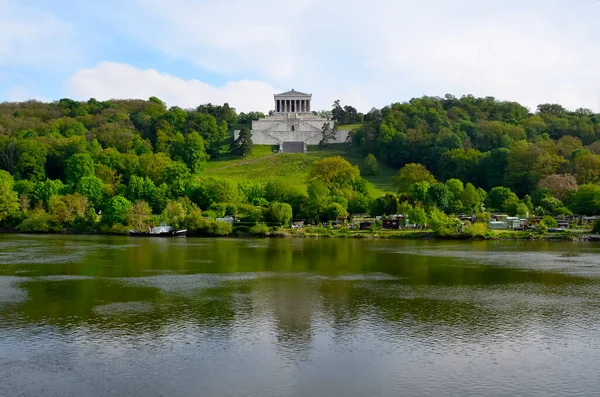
2,229,596,242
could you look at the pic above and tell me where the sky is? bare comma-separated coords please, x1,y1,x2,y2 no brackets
1,0,600,113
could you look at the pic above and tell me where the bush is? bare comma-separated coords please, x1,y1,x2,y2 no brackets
543,216,558,228
535,222,548,234
249,223,270,236
210,220,233,236
593,219,600,233
462,223,491,239
16,210,53,232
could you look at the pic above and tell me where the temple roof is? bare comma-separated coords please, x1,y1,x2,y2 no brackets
275,89,311,97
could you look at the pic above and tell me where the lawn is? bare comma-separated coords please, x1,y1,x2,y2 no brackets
203,143,397,197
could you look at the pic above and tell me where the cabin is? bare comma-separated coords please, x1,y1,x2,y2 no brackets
291,220,305,229
359,222,374,230
216,216,237,225
382,219,401,230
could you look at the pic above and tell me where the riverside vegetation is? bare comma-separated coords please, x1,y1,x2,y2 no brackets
2,96,600,239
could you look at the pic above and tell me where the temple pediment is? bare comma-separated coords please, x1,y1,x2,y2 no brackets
275,89,311,97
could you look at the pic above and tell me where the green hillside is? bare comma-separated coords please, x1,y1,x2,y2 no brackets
205,144,396,197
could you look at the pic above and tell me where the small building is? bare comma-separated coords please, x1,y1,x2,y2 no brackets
489,221,509,230
382,219,401,230
359,222,374,230
216,216,237,225
291,220,305,229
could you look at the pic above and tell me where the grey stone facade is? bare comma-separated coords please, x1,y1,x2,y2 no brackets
234,89,350,150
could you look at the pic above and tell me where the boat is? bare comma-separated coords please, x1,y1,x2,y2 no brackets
129,225,187,237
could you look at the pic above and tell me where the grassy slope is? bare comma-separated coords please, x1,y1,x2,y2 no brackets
205,142,396,197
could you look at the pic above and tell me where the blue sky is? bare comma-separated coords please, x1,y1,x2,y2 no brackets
1,0,600,113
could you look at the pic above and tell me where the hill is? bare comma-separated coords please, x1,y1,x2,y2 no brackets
204,143,396,197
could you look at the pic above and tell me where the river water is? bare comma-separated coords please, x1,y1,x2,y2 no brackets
1,235,600,396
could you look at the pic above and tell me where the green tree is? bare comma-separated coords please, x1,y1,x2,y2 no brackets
319,123,336,147
567,184,600,215
372,194,398,216
308,156,360,193
362,154,379,175
393,163,436,193
103,195,132,225
266,202,293,225
460,183,483,212
0,170,19,222
65,153,95,185
15,139,47,181
324,202,348,221
232,128,253,157
76,176,105,210
486,187,519,212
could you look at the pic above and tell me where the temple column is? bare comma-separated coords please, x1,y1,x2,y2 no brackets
286,100,290,113
302,100,305,112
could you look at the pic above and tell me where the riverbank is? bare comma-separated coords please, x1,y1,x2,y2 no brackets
2,226,595,241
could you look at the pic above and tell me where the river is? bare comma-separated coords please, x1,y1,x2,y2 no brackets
1,235,600,396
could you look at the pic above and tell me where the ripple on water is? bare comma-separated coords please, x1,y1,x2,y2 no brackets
0,277,28,303
94,301,155,316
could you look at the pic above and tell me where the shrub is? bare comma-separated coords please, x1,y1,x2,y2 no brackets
210,220,233,236
542,216,558,228
535,222,548,234
16,210,53,232
249,223,270,236
462,223,491,239
593,219,600,233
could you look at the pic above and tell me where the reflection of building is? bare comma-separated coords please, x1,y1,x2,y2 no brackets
272,279,314,356
234,89,350,152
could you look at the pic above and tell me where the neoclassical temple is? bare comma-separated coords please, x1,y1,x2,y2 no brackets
234,89,349,153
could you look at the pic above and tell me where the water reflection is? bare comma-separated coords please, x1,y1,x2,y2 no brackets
1,235,600,396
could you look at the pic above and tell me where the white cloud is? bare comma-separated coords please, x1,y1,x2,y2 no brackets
67,62,280,113
3,85,48,102
0,0,77,67
92,0,600,112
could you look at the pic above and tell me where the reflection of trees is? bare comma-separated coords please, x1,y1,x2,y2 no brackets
0,235,598,354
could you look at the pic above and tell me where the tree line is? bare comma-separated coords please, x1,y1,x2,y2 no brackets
1,94,600,236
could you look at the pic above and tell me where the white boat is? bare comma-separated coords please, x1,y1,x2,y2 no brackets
129,225,187,237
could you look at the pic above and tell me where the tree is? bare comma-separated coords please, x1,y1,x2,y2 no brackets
33,179,68,209
232,128,253,157
0,170,19,222
65,153,95,185
567,184,600,215
15,139,47,181
76,176,105,210
319,123,336,147
324,202,348,221
393,163,436,193
308,156,360,192
486,187,519,212
427,183,453,212
363,154,379,175
170,131,209,173
161,200,187,229
103,195,132,225
537,174,578,202
266,202,293,225
460,183,483,212
49,194,89,226
408,206,428,228
372,194,398,216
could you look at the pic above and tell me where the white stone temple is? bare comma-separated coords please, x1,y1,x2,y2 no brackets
234,89,350,153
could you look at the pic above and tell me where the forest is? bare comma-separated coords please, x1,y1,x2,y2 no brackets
1,94,600,236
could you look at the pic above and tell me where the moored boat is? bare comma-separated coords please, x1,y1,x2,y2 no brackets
130,225,187,237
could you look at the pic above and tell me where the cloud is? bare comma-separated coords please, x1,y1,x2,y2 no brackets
90,0,600,112
0,0,77,67
67,62,280,113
